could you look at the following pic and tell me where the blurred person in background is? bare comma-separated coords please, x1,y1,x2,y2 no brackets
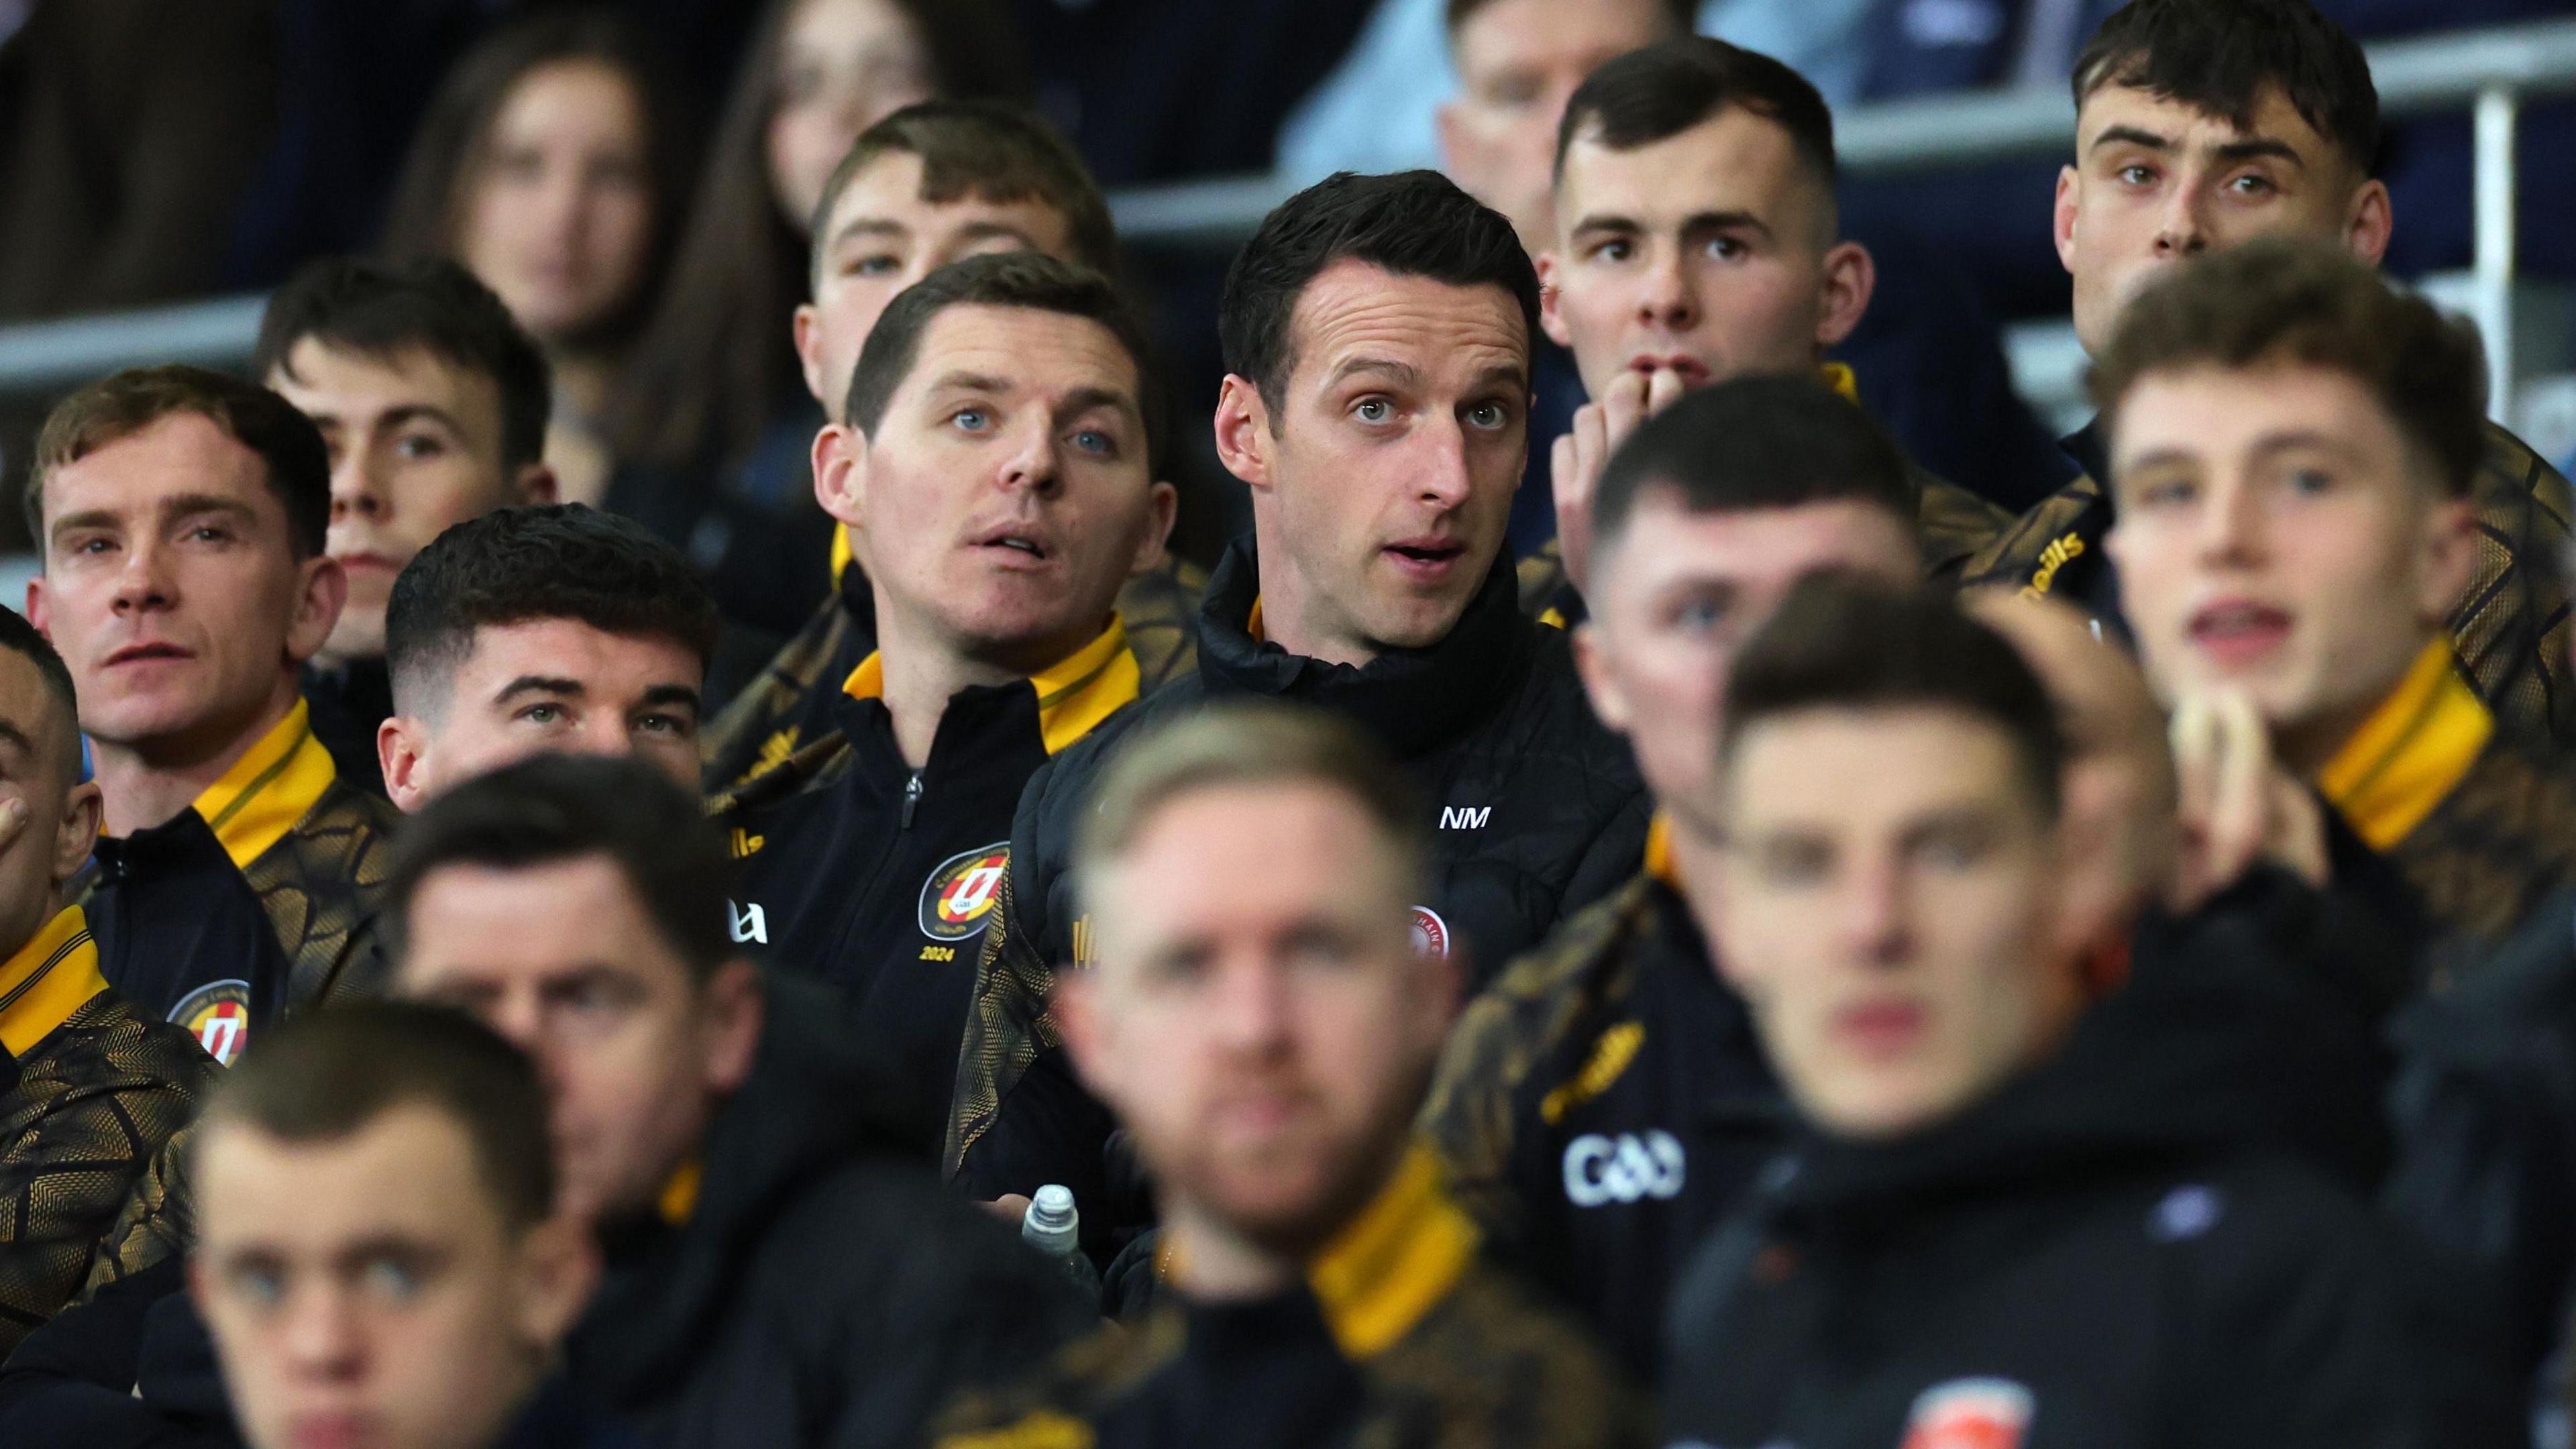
382,8,698,511
608,0,1030,641
254,256,559,796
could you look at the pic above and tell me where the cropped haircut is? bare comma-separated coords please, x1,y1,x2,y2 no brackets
843,252,1167,472
2090,239,2486,500
1074,701,1429,923
811,101,1118,285
0,608,81,781
1724,576,2065,820
29,366,331,559
199,1002,555,1230
1445,0,1694,40
1555,37,1838,202
384,753,735,984
1593,374,1918,555
255,256,555,474
384,504,721,720
2074,0,2379,175
1219,170,1538,421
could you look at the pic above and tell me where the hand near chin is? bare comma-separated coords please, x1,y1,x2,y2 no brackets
2166,688,2329,912
1550,366,1688,601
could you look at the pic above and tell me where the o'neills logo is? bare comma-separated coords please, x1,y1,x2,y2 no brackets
920,843,1011,941
1409,906,1452,961
2019,532,2086,600
1901,1377,2034,1449
172,979,253,1067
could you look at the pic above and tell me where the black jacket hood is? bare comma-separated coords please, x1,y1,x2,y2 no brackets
1195,539,1533,758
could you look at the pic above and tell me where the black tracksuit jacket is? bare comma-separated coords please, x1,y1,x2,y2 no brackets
944,541,1652,1244
1660,897,2481,1449
568,973,1097,1449
714,625,1139,1154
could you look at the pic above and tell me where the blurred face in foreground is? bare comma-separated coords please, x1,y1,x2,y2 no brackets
1059,782,1454,1263
1711,705,2078,1140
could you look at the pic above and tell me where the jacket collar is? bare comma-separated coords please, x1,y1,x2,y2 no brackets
1303,1142,1478,1359
0,906,105,1058
192,699,336,871
2316,639,2493,853
1196,539,1531,757
842,616,1141,757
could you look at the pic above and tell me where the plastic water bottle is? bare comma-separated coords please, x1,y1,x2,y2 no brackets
1021,1184,1101,1303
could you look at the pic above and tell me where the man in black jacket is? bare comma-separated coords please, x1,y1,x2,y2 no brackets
1662,579,2445,1449
1419,375,1921,1379
946,168,1652,1238
712,252,1175,1153
933,703,1646,1449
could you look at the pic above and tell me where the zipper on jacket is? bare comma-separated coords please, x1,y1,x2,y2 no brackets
900,771,923,828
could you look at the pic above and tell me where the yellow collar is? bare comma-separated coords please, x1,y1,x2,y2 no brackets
193,699,337,871
1644,813,1680,889
842,617,1141,757
829,525,855,589
657,1158,704,1226
1245,596,1265,643
2316,640,2494,852
1817,362,1860,402
1304,1143,1478,1359
0,906,107,1059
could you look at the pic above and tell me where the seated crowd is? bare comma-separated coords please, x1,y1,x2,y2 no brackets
4,2,2576,1447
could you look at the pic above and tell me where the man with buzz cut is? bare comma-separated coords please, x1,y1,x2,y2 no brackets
932,702,1648,1449
1532,36,2010,614
688,100,1202,791
0,608,213,1358
25,365,396,1067
714,252,1177,1152
2101,240,2576,986
948,170,1651,1250
1662,577,2444,1449
1419,374,1921,1380
256,255,559,797
1966,0,2576,749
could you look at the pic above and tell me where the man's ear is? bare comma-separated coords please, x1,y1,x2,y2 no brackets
1213,376,1275,493
513,462,557,507
52,780,100,888
811,423,868,529
2053,165,2082,276
285,554,348,666
1814,240,1876,351
699,958,765,1095
2345,178,2394,268
1130,480,1179,579
1434,100,1466,180
792,303,830,408
23,576,46,638
2417,495,2482,625
380,715,433,814
1537,252,1574,351
514,1212,602,1346
1570,619,1632,737
1051,970,1110,1100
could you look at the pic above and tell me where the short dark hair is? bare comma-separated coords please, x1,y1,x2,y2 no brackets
2074,0,2379,176
1220,170,1538,421
2090,238,2485,500
812,101,1118,282
384,504,722,718
1724,576,2065,819
29,366,330,558
1593,374,1918,554
200,1002,555,1230
1555,37,1838,201
256,256,554,474
844,252,1166,470
1445,0,1693,41
384,753,735,983
0,609,80,781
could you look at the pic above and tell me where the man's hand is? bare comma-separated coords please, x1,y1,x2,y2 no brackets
2167,688,2329,912
980,1194,1032,1227
1551,366,1686,600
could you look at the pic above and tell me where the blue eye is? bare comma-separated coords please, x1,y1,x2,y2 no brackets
1072,429,1115,456
363,1258,421,1301
952,409,990,433
1354,398,1393,423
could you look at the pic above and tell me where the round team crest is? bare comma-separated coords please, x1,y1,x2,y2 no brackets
1409,906,1452,962
920,843,1012,941
170,979,253,1067
1901,1378,2035,1449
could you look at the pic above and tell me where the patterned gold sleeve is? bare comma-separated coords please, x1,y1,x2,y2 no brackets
945,863,1060,1184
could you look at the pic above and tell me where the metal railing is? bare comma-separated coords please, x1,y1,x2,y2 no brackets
6,17,2576,410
